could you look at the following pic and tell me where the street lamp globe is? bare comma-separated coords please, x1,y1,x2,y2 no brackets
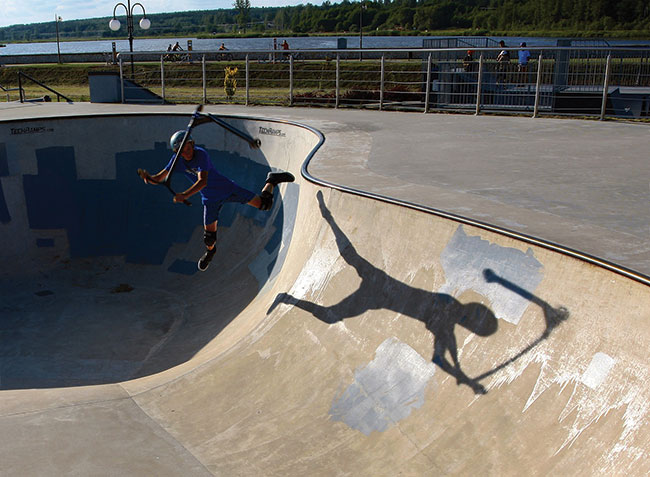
139,18,150,30
109,18,121,31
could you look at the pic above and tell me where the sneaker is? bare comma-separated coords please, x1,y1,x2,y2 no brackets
266,171,295,186
198,248,216,271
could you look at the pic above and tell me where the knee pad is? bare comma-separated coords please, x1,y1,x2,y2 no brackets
203,230,217,248
259,190,274,211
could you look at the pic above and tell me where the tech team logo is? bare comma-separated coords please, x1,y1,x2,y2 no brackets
258,126,286,137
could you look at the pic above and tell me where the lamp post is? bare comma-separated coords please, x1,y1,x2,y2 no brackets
55,15,62,63
109,0,150,78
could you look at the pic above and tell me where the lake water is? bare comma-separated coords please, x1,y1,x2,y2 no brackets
1,35,649,56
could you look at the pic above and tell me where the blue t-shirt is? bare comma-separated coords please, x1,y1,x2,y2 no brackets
519,50,531,65
165,146,241,204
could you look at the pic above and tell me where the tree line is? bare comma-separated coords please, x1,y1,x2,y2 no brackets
1,0,649,43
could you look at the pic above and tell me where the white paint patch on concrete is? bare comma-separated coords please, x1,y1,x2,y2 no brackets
248,223,345,345
329,337,436,435
332,321,362,346
488,339,648,469
440,225,544,325
580,352,616,390
304,328,323,348
289,230,345,300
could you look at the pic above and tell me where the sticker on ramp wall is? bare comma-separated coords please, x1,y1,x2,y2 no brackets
10,126,54,135
258,126,286,137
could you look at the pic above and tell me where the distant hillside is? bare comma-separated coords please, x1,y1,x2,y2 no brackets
1,0,649,43
0,9,264,42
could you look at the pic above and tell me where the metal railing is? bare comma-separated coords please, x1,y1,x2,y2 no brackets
118,46,650,120
17,72,73,103
0,83,21,102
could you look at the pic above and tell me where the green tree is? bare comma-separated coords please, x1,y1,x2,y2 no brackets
385,6,415,29
234,0,251,30
274,8,289,30
414,2,457,30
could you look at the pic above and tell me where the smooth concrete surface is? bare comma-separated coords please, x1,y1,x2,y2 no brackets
0,103,649,476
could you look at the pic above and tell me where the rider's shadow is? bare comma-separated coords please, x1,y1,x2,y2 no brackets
269,191,568,394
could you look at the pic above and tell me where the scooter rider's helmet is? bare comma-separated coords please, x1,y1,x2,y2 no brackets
170,130,193,152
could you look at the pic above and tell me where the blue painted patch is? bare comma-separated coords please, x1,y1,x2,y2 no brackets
36,238,55,247
167,259,198,276
0,143,8,176
208,151,294,283
0,143,10,224
0,182,9,224
21,143,285,279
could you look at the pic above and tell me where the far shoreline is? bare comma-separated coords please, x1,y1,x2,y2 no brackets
3,29,650,45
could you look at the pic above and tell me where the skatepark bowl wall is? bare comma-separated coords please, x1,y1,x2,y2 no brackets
0,111,649,475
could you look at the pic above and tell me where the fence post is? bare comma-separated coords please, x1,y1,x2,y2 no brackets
636,52,646,86
245,55,250,106
202,55,207,104
424,53,431,113
336,54,340,109
533,52,543,118
119,57,125,104
600,54,612,120
289,54,294,106
160,55,165,104
475,53,483,115
18,73,24,103
379,55,385,111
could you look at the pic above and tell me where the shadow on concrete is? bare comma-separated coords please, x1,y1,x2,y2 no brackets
269,191,569,394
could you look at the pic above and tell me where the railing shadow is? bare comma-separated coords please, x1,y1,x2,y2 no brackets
269,191,569,394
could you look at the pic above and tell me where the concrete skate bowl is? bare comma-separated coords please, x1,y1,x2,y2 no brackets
1,111,649,476
0,112,310,389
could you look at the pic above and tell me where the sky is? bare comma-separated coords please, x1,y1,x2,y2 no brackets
0,0,313,28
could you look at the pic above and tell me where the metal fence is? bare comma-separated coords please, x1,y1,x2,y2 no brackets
118,46,650,120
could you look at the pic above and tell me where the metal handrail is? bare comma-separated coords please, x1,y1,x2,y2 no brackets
17,71,73,103
0,83,21,102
